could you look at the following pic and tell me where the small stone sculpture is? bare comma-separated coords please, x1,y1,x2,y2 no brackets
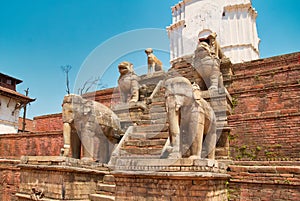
118,61,140,103
193,32,225,90
145,48,163,74
61,94,122,162
164,76,217,159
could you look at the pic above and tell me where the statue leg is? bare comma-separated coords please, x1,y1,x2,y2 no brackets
71,129,81,159
203,115,217,159
189,108,204,159
81,125,94,160
209,60,221,90
62,123,71,156
166,97,181,159
129,80,139,103
121,92,127,103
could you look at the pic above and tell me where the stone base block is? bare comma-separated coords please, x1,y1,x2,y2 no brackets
112,171,229,201
111,158,230,201
16,156,109,200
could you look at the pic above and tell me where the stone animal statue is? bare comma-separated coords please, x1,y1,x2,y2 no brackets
193,32,225,90
145,48,163,74
118,61,140,103
164,76,217,159
61,94,122,163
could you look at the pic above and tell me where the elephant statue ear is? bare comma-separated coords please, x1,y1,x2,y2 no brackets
80,99,92,115
83,106,91,115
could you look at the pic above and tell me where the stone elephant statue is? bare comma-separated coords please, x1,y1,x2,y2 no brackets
193,32,225,90
164,77,217,159
61,94,123,163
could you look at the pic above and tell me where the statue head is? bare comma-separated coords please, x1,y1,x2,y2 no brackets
145,48,153,55
118,61,134,76
62,94,92,123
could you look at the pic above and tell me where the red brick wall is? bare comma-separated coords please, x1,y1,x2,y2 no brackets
83,87,118,108
228,161,300,201
0,160,20,201
0,131,63,159
228,52,300,160
33,113,63,132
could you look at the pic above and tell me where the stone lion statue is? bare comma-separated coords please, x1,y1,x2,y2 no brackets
164,76,217,159
61,94,122,163
145,48,163,75
193,32,226,90
118,61,140,103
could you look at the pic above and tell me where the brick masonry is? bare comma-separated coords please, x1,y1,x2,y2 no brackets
0,159,20,201
228,161,300,201
114,173,228,201
228,52,300,161
0,52,299,200
0,131,63,159
33,113,63,132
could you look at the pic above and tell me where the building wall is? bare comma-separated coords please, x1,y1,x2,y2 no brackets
168,0,259,63
0,95,20,134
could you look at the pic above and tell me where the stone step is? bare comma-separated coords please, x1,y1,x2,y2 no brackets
97,183,116,193
149,105,166,113
89,194,115,201
141,112,167,120
124,139,166,147
133,124,168,133
140,118,168,125
150,101,165,107
103,175,115,184
122,147,162,155
128,131,169,140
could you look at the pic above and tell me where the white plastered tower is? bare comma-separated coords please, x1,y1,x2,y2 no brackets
167,0,260,63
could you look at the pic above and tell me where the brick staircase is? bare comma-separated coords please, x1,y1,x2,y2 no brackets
89,175,116,201
113,90,169,160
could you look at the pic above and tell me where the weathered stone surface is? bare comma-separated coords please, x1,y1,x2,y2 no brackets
112,170,229,201
117,61,140,103
17,156,109,200
62,94,122,162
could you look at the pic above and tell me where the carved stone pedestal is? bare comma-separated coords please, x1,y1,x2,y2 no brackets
111,158,229,201
16,156,109,201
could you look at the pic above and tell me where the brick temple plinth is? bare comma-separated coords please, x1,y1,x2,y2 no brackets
111,158,230,201
16,156,109,201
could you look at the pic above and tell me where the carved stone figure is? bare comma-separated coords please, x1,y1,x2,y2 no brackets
164,76,217,159
61,94,122,163
118,61,139,103
193,32,225,90
145,48,163,74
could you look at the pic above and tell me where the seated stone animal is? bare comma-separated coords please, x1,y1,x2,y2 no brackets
193,32,225,90
145,48,163,74
118,61,140,103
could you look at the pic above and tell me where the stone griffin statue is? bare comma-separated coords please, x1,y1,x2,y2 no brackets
118,61,140,103
145,48,163,75
164,77,217,159
61,94,122,163
193,32,228,90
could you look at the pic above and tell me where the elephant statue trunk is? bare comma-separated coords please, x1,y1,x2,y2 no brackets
61,94,123,163
164,77,217,159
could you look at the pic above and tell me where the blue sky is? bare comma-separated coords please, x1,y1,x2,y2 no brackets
0,0,299,119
